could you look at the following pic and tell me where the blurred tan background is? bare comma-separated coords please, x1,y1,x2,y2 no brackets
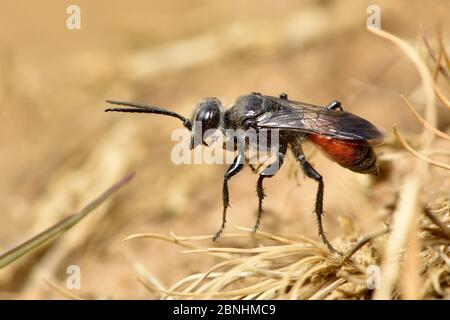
0,0,448,298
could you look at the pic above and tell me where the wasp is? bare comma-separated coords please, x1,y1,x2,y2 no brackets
106,92,383,252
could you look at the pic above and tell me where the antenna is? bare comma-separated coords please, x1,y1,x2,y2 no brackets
105,100,192,130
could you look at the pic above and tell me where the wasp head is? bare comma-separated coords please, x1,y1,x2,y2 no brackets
190,97,222,149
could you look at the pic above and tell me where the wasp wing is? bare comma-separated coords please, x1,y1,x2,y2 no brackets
256,98,384,143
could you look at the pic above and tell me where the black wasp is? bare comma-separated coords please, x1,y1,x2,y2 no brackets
105,92,383,253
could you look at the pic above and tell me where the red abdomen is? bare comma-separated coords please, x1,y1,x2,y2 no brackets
309,133,378,175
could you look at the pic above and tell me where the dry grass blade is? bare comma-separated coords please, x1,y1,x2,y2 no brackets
123,232,235,259
132,203,449,300
421,26,450,82
423,207,450,240
437,24,450,70
401,95,450,141
341,228,389,263
42,278,86,300
0,173,134,270
379,149,450,161
369,27,437,137
235,226,312,245
433,84,450,110
308,278,347,300
420,25,450,110
129,257,168,299
129,226,389,300
393,126,450,170
369,27,436,300
374,175,421,299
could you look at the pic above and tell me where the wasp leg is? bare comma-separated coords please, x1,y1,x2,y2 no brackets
213,152,245,241
246,153,258,173
253,143,288,233
222,140,238,152
248,153,266,174
279,93,288,100
299,155,338,253
293,151,338,253
326,100,343,111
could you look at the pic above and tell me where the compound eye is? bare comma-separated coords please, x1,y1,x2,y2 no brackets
196,103,220,127
191,97,222,134
197,108,213,122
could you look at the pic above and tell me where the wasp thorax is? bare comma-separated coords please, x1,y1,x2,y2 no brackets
190,97,222,148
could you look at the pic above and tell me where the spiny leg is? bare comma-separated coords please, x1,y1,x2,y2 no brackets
298,155,337,253
326,100,343,111
248,153,269,174
249,164,259,173
253,143,287,233
291,143,338,253
213,151,245,241
247,153,261,174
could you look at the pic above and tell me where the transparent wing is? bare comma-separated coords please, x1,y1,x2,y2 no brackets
256,97,384,143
